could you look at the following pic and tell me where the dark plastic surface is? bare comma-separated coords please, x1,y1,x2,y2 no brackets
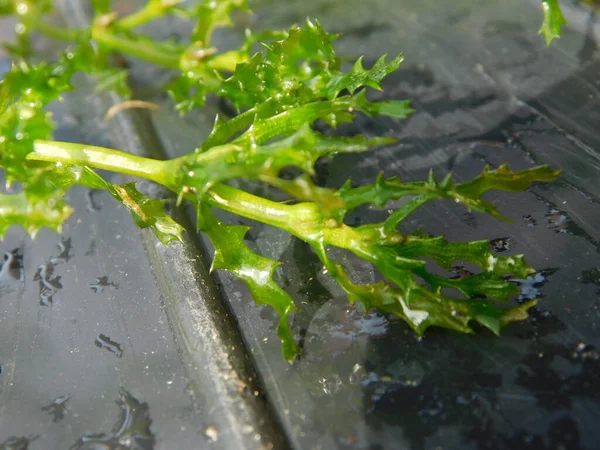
149,1,600,449
2,0,600,449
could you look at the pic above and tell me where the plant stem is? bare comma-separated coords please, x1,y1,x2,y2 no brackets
206,183,321,231
92,27,181,69
34,21,83,41
116,1,176,30
27,141,332,245
30,140,178,189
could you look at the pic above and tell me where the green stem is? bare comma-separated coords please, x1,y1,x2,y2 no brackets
30,140,178,189
34,21,83,41
92,27,181,69
28,141,328,244
116,1,170,30
206,183,320,231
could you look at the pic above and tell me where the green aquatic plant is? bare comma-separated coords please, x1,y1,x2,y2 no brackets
0,0,561,360
540,0,567,45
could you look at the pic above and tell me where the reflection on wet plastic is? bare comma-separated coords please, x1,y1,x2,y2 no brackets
546,208,570,234
582,268,600,293
95,334,124,358
52,238,73,264
69,389,155,450
0,249,23,285
511,268,559,301
0,435,36,450
33,262,63,307
41,394,72,423
572,343,599,361
89,276,118,293
489,237,514,253
326,311,389,341
33,238,73,306
318,374,343,395
85,189,102,212
449,265,474,279
523,214,537,227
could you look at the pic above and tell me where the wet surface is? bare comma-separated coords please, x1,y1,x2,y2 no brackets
69,390,155,450
41,395,72,423
0,35,203,450
146,0,600,449
2,0,600,449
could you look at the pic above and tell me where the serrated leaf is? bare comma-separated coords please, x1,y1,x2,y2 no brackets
216,19,407,115
198,204,299,361
91,0,111,15
188,0,249,45
0,59,77,237
539,0,567,45
324,54,404,98
309,240,536,338
338,164,561,221
165,74,209,114
107,183,184,245
94,67,132,98
180,124,393,198
0,190,72,238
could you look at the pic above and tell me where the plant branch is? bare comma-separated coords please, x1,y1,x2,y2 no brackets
29,140,177,189
116,0,182,30
91,27,181,69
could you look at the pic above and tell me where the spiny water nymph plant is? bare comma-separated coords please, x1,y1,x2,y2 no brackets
0,0,564,360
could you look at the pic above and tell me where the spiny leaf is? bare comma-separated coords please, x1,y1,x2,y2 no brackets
310,241,536,338
0,190,72,238
233,93,412,148
187,0,249,46
94,67,132,98
107,183,184,245
181,124,393,198
49,165,184,245
198,204,299,361
267,164,560,224
218,18,340,111
539,0,567,45
339,164,561,221
91,0,111,15
165,73,209,114
323,54,404,98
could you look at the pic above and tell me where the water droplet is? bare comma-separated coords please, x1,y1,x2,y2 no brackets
490,237,514,253
510,267,559,301
204,425,219,443
581,268,600,293
16,2,29,15
18,105,35,120
572,342,599,360
0,248,24,285
41,394,71,423
85,189,102,212
14,23,26,35
94,334,123,358
449,265,473,279
546,208,570,233
70,390,155,449
89,276,118,293
523,214,537,227
318,374,343,395
0,435,37,450
33,262,62,306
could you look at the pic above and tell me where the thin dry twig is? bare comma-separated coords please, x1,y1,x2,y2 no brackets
104,100,160,121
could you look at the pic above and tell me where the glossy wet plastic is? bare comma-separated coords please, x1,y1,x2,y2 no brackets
1,0,599,449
